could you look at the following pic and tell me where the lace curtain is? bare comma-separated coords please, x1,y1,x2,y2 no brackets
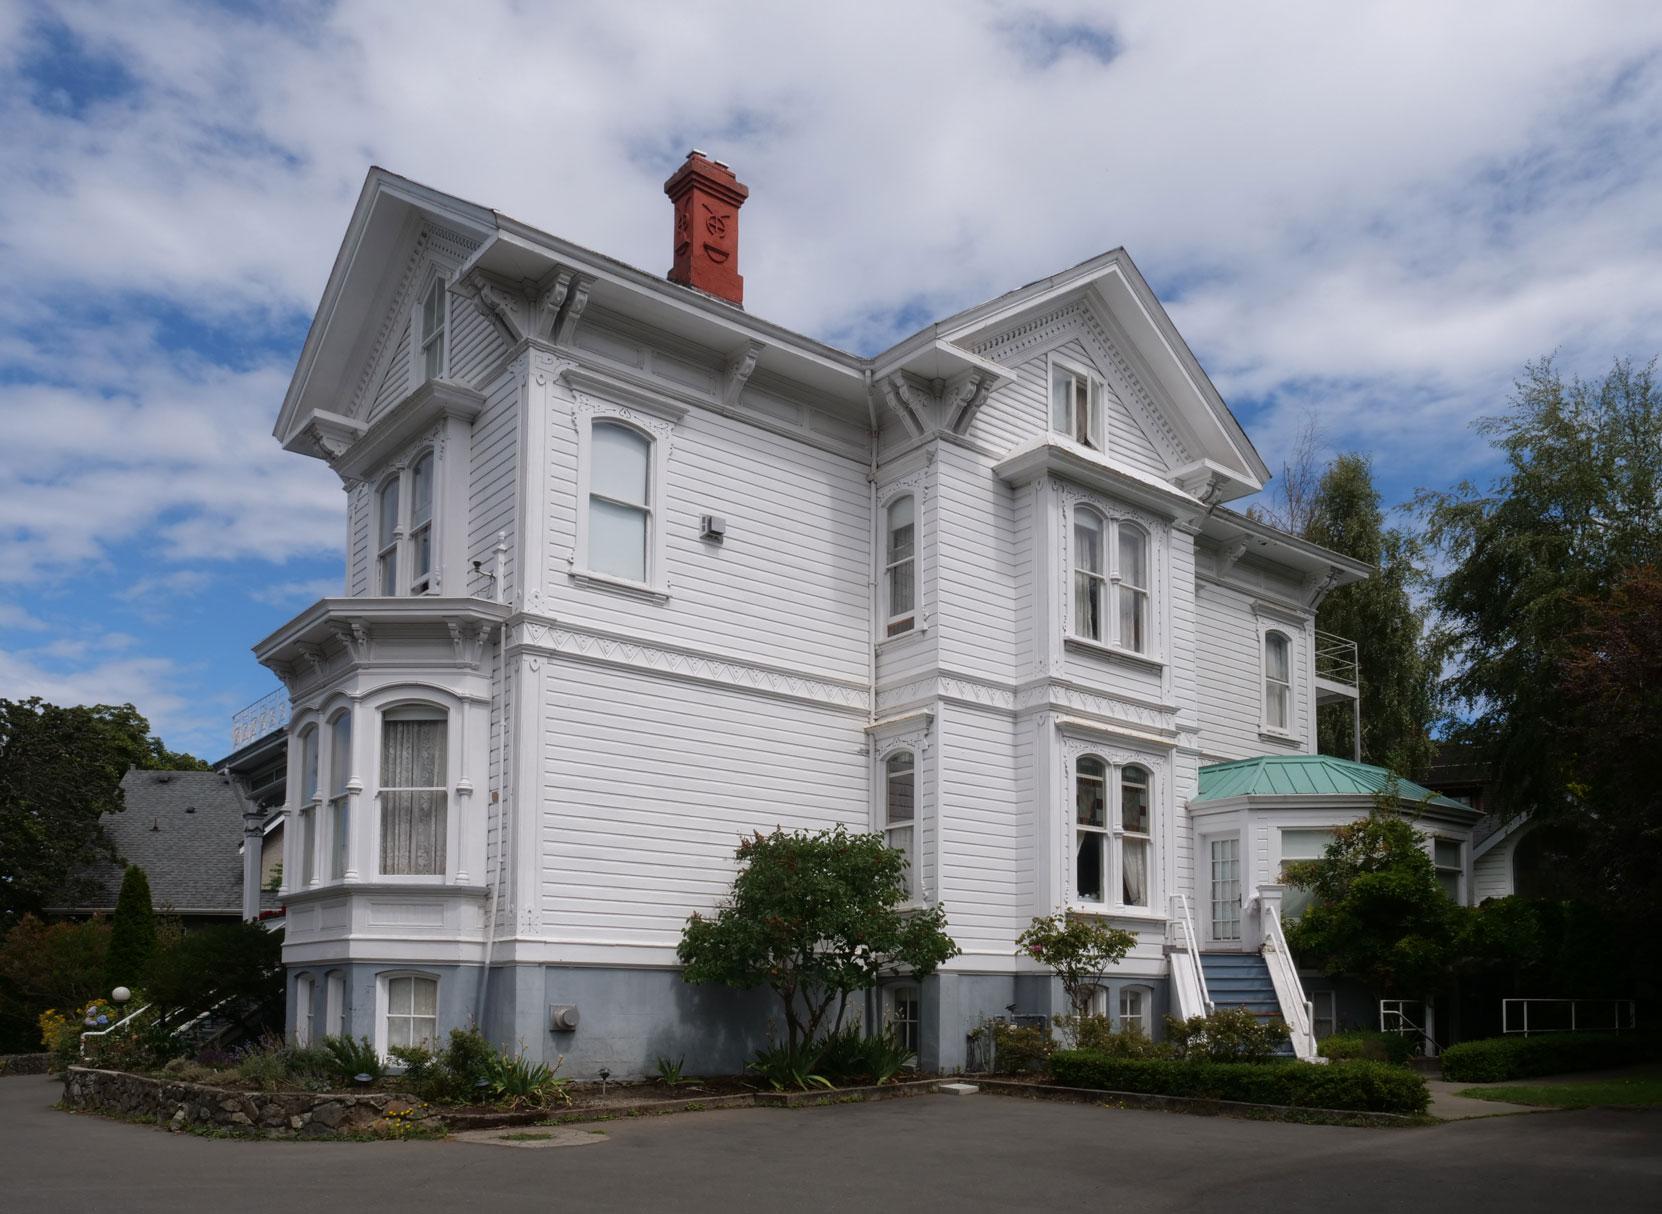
380,718,446,875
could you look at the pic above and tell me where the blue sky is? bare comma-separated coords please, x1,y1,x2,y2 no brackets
4,1,1662,761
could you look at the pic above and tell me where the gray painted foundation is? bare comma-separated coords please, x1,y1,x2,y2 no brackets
286,962,1171,1079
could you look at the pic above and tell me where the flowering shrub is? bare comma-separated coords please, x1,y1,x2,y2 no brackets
40,998,125,1069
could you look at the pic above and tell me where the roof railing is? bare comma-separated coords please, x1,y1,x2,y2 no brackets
1314,630,1358,688
231,688,290,749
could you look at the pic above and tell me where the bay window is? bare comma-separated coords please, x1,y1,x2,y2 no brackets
327,712,352,880
380,708,447,876
1073,755,1156,910
1071,508,1153,655
885,494,916,636
298,726,318,888
884,750,917,899
1120,765,1150,908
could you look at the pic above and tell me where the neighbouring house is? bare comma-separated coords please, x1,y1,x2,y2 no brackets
49,770,279,928
217,690,292,920
256,155,1485,1075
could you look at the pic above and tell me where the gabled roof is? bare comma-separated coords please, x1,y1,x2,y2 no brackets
1194,754,1470,811
51,771,253,917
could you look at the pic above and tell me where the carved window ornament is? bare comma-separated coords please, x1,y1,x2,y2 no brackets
1058,733,1164,912
570,395,676,598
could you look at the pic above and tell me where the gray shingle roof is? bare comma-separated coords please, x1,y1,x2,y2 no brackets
60,770,251,916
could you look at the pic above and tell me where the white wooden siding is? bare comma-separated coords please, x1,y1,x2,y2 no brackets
448,299,507,385
934,446,1020,680
367,322,411,422
937,702,1027,960
543,386,872,681
539,662,866,945
468,371,519,601
1194,581,1312,762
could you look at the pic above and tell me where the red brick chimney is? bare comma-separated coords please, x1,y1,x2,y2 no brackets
664,150,749,306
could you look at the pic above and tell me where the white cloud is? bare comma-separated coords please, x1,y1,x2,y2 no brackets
249,576,341,607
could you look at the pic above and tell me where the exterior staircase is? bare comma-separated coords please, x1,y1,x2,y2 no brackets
1199,953,1296,1056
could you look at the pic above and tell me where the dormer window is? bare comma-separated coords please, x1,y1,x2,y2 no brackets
420,278,447,381
1051,359,1103,450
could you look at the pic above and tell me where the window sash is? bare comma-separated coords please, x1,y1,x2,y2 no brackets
588,496,649,582
1210,838,1241,940
421,281,446,380
886,497,916,633
1076,829,1106,903
1073,512,1105,642
387,976,438,1050
1119,987,1146,1033
380,719,447,876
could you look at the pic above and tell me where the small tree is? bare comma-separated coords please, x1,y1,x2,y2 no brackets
1016,912,1137,1016
1282,785,1464,998
103,864,156,994
677,826,960,1052
0,914,111,1051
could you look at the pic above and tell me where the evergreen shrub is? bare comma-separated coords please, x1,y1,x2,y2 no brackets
1438,1033,1653,1083
1318,1030,1415,1065
1050,1050,1429,1114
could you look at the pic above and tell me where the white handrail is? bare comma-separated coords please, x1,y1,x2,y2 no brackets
1503,998,1638,1035
78,1003,152,1060
1260,904,1319,1061
1170,893,1213,1016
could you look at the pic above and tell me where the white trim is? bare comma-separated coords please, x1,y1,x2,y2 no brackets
294,971,315,1045
570,401,673,593
375,969,441,1059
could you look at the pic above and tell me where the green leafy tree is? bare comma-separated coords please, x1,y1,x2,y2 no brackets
0,915,111,1051
1015,912,1137,1015
678,826,960,1051
0,698,209,929
103,864,156,994
146,920,284,1022
1418,357,1662,818
1304,455,1439,776
1282,786,1465,998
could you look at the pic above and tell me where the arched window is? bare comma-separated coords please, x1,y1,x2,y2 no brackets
420,278,447,381
1117,525,1149,654
1082,984,1110,1017
589,421,652,583
298,726,319,888
380,707,447,876
1075,756,1107,903
884,751,916,899
376,475,400,596
294,972,315,1045
1264,631,1292,731
385,974,438,1050
885,494,916,636
1119,986,1149,1035
327,712,352,880
1120,765,1150,907
1073,509,1105,642
324,970,346,1038
408,451,434,594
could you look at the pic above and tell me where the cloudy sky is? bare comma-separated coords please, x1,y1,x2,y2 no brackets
4,0,1662,759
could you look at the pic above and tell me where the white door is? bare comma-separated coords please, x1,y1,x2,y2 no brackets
1206,836,1242,948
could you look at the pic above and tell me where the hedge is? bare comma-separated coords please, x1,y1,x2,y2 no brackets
1438,1034,1653,1084
1318,1030,1415,1066
1050,1050,1428,1114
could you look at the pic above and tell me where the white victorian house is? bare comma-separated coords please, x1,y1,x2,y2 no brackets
260,156,1479,1075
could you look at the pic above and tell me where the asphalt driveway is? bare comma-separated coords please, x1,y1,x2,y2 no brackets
4,1074,1659,1214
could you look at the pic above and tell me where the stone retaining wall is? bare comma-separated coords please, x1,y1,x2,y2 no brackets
62,1067,443,1138
0,1053,53,1076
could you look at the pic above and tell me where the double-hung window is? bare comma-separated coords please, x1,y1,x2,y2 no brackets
294,973,314,1045
884,751,917,900
1072,508,1152,654
380,708,447,876
1072,756,1158,910
1051,361,1103,450
1119,986,1148,1034
1264,631,1292,732
420,279,447,381
1433,838,1464,902
1279,828,1335,920
376,450,437,597
298,727,319,888
327,713,352,880
588,421,652,584
885,495,916,636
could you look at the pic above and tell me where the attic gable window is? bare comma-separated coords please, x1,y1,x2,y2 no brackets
420,278,447,381
1051,359,1103,451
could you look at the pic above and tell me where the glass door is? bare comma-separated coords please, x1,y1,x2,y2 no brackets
1208,836,1241,946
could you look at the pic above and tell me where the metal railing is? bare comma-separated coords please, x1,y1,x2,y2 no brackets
1314,630,1359,688
79,1003,152,1061
231,688,290,748
1503,999,1637,1036
1380,999,1440,1058
1168,893,1213,1019
1260,902,1319,1061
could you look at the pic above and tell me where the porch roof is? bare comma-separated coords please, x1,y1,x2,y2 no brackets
1194,754,1469,811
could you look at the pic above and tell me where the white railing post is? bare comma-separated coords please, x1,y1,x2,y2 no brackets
1260,901,1318,1061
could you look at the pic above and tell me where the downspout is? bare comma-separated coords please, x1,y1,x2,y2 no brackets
866,367,879,728
474,621,509,1029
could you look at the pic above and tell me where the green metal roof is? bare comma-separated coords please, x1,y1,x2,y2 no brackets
1193,754,1469,810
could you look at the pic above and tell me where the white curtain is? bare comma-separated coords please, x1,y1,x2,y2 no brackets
380,719,446,875
1122,838,1148,907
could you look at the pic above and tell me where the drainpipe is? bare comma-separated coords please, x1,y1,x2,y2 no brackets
474,621,509,1030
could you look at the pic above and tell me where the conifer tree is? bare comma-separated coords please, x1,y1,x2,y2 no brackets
103,863,156,994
